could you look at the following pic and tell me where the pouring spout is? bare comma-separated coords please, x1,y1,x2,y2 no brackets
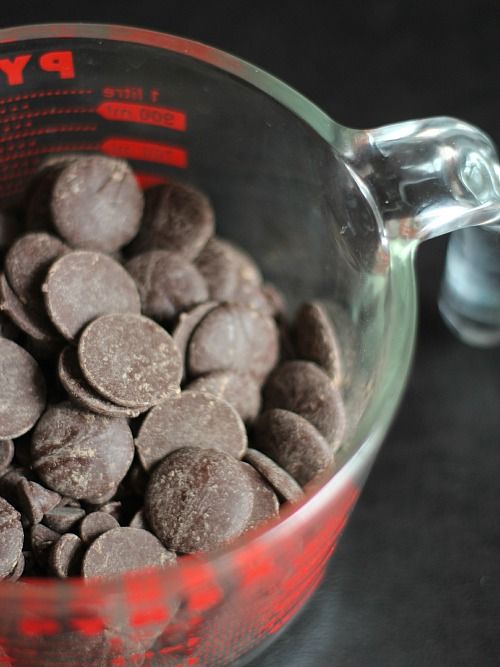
341,117,500,243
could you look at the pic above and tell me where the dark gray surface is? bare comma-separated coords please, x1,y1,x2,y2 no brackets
2,2,500,665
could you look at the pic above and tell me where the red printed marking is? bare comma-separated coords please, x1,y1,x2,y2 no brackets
0,124,97,143
0,139,37,154
0,55,32,86
101,137,187,168
97,101,186,131
135,172,168,189
124,571,163,604
233,542,278,589
0,107,96,124
19,618,60,637
180,559,223,612
163,614,203,636
187,583,222,612
155,655,199,667
0,89,93,105
159,644,186,656
69,616,105,636
263,571,323,636
103,86,144,101
0,51,75,86
186,636,201,650
130,606,170,627
39,51,75,80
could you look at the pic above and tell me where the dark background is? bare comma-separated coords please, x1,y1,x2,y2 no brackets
2,2,500,665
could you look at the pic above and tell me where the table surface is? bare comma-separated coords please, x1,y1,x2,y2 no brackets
2,2,500,665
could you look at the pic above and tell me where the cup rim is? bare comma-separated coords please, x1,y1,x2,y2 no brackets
0,21,337,141
0,22,416,599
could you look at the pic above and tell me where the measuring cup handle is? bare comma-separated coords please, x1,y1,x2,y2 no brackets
340,116,500,347
341,116,500,242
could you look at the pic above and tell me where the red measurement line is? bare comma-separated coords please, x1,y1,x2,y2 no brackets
0,107,96,124
135,172,169,189
0,124,97,143
101,137,187,168
0,145,37,154
0,89,93,105
97,101,186,131
0,143,101,163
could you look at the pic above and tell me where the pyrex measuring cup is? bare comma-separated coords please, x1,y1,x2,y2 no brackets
0,23,499,667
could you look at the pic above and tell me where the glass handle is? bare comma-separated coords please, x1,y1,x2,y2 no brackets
340,116,500,347
340,116,500,241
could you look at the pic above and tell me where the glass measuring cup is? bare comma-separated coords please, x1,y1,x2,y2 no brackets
0,23,499,667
